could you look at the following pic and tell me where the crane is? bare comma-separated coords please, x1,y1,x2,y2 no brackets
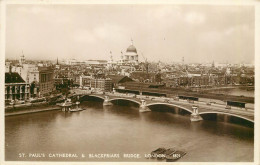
141,52,149,74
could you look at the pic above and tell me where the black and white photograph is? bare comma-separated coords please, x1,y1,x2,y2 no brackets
1,0,259,164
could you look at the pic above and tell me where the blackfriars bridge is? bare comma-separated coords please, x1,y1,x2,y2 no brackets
75,92,254,123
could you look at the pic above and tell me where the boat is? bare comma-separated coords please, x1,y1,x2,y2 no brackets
69,101,85,112
164,148,176,156
151,148,166,158
60,102,73,111
69,107,85,112
157,148,175,160
166,150,186,162
57,99,73,111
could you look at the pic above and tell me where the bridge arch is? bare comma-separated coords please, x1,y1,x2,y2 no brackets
199,112,254,123
146,102,193,114
88,95,105,100
79,95,105,102
109,98,141,105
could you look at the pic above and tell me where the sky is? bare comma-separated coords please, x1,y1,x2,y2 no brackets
6,4,255,64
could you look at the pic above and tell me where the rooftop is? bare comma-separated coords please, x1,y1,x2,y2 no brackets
5,72,25,84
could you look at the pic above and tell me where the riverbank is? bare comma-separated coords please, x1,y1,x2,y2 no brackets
5,105,60,116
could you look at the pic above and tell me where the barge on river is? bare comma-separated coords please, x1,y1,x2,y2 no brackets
57,99,85,112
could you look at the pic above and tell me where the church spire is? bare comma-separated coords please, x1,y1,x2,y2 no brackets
121,51,123,59
57,57,59,65
110,51,113,62
20,50,25,65
212,60,215,68
131,38,133,45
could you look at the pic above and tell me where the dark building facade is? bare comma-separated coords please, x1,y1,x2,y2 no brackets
5,72,30,101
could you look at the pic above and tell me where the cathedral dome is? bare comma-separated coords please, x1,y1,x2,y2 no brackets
126,45,137,53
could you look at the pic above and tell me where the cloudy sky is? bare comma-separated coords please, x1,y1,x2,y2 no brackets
6,4,254,64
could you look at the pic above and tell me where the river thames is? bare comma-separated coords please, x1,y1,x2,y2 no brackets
5,100,254,162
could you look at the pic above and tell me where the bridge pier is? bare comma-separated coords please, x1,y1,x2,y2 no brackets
175,107,180,114
139,99,151,112
190,106,203,122
103,96,113,106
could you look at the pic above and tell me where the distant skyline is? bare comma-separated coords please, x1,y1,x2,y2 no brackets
6,4,254,64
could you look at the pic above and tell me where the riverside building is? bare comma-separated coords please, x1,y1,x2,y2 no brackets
5,70,30,101
38,66,55,96
90,78,112,92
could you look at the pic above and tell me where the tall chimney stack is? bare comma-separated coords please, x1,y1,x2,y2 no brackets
9,65,12,73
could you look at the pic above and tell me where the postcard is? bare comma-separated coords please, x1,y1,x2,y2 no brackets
1,0,259,165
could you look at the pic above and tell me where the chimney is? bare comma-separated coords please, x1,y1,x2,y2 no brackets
9,65,12,73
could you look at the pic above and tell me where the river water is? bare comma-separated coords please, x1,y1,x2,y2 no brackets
5,101,254,162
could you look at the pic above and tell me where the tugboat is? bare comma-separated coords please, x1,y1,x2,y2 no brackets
57,99,85,112
166,150,186,162
69,101,85,112
57,99,73,111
